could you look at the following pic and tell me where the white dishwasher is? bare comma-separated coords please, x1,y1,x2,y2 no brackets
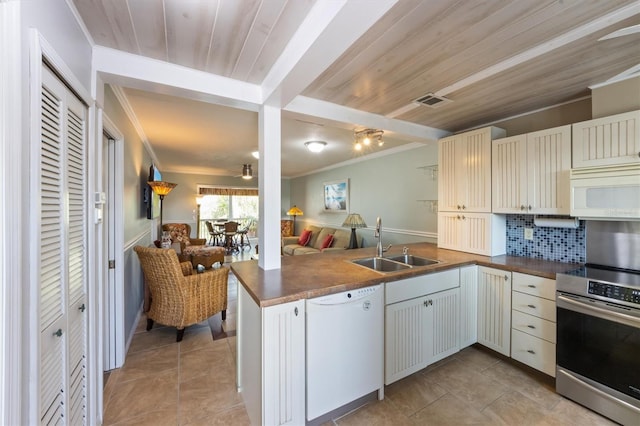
306,284,384,422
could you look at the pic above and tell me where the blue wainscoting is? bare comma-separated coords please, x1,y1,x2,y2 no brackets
506,215,585,264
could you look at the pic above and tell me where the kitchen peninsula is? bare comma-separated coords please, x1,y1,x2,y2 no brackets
231,242,575,426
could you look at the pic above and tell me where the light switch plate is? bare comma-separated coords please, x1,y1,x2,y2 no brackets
524,228,534,240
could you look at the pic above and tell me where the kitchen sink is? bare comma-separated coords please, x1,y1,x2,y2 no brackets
385,254,440,267
351,257,411,273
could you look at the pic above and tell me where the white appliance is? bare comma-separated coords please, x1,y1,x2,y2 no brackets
570,163,640,219
306,284,384,423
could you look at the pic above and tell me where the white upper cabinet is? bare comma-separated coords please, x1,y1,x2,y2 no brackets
493,125,571,214
439,127,506,213
572,110,640,168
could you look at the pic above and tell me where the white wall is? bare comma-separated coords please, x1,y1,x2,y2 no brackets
103,85,155,348
290,144,439,247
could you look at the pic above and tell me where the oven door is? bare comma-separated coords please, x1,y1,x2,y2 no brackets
557,293,640,402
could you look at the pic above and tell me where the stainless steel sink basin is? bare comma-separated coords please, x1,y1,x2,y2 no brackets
385,254,440,267
351,257,411,272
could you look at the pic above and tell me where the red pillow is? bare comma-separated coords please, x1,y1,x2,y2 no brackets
320,234,334,250
298,229,312,246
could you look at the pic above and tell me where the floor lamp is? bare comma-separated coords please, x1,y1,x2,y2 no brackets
342,213,367,249
287,205,304,235
148,180,177,235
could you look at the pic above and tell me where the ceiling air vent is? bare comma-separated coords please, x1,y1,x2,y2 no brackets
413,93,452,108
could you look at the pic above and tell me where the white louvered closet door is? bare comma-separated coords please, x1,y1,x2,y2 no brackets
39,64,87,426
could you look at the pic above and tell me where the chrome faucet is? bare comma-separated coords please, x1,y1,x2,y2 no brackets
375,216,392,257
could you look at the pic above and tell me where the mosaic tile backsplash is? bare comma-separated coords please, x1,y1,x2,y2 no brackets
506,215,586,264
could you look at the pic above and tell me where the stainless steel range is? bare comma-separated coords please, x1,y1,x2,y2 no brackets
556,221,640,426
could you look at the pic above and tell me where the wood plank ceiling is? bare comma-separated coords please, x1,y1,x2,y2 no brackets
72,0,640,176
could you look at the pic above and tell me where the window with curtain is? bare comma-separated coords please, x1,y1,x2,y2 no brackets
197,186,259,236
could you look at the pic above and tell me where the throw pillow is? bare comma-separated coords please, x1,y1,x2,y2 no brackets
298,229,312,246
320,234,334,250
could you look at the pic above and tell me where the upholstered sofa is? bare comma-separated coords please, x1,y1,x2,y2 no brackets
282,225,358,255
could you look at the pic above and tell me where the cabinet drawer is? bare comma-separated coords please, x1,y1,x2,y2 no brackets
512,291,556,322
385,269,458,305
511,310,556,343
512,272,555,300
511,329,556,377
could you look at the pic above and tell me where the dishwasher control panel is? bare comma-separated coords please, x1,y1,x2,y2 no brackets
349,286,379,299
310,284,381,305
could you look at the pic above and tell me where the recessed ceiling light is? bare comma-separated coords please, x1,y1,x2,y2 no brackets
305,140,327,153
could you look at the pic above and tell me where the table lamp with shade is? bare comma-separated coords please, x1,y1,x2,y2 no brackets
287,205,304,235
147,180,177,236
342,213,367,249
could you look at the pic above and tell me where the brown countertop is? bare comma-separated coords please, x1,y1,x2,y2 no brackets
230,242,580,307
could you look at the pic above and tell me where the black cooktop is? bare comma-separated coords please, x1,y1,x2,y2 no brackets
561,264,640,288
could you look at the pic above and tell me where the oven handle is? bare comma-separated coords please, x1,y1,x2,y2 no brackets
557,294,640,329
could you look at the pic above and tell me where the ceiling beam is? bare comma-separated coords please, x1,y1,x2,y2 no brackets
262,0,398,108
285,96,450,143
92,46,263,111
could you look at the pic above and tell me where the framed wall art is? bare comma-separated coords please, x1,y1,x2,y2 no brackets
323,179,349,213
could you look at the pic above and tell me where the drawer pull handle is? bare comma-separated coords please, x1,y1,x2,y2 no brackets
504,275,509,281
294,307,298,316
527,304,536,309
527,285,536,288
53,329,63,338
527,325,536,329
527,349,536,354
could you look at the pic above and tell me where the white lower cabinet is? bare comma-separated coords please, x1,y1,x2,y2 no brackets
459,265,478,348
385,270,459,385
238,286,305,426
477,266,512,356
510,272,557,377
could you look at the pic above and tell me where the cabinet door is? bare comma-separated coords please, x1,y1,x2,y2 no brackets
492,135,527,213
438,135,461,212
461,213,493,256
385,296,430,384
572,110,640,168
437,212,461,250
477,267,511,356
460,128,493,212
428,288,460,364
527,125,571,214
459,265,478,348
263,300,305,426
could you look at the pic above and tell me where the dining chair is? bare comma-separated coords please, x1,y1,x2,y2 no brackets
205,220,223,246
237,219,253,250
224,221,239,253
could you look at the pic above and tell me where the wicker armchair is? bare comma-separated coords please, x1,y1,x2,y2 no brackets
134,245,229,342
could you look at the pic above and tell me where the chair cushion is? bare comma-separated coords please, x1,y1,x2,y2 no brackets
164,223,192,246
182,245,225,256
298,229,312,246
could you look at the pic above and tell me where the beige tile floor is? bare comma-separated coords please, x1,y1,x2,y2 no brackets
104,255,615,425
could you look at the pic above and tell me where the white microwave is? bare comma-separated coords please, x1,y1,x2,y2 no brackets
570,164,640,219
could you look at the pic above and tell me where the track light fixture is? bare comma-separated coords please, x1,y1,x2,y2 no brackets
354,129,384,151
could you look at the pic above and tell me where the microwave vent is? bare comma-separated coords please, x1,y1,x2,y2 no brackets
413,93,452,108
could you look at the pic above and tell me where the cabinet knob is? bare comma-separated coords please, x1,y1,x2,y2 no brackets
528,205,532,211
520,205,526,211
457,215,461,220
78,304,86,312
294,307,298,316
461,205,466,210
461,215,466,220
457,205,461,210
504,275,509,281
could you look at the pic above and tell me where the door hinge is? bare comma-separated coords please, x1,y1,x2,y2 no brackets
108,260,115,269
